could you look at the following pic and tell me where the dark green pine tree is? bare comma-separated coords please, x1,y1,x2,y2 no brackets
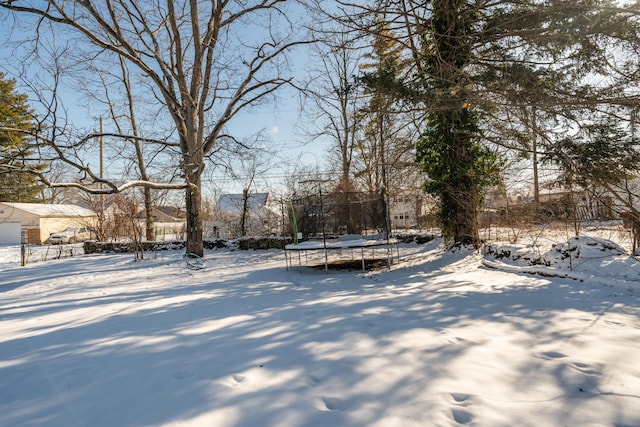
547,121,640,190
543,120,640,246
415,0,501,248
351,0,640,249
0,72,43,202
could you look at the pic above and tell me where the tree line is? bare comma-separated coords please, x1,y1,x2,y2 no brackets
1,0,640,254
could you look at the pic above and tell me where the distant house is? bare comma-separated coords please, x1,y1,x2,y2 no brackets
388,191,434,230
480,183,617,226
132,206,186,241
211,192,281,238
0,202,98,244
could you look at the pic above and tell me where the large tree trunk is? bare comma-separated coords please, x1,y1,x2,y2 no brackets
185,175,203,257
437,108,481,247
441,172,480,247
144,187,154,241
241,188,249,237
428,0,482,249
184,131,204,256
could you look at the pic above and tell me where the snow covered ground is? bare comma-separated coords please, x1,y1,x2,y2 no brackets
1,234,639,426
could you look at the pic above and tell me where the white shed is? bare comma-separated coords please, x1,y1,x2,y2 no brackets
0,202,98,244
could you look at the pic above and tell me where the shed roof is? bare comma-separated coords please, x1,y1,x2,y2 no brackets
0,202,97,218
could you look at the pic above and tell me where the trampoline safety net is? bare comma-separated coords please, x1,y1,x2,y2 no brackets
288,190,389,239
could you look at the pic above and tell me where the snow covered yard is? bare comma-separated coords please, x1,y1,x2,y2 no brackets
1,238,639,426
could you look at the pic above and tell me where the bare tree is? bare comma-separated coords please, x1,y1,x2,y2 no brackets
326,0,640,248
229,143,275,237
0,0,313,256
305,32,363,192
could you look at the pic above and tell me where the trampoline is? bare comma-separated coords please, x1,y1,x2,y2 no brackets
284,236,399,271
284,189,398,271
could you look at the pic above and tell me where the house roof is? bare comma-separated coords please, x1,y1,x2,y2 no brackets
215,193,269,213
155,206,186,219
0,202,97,218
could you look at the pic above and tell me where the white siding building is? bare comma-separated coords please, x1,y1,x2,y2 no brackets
0,202,98,244
212,192,281,238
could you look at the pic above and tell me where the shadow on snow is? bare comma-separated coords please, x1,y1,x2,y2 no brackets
1,247,639,426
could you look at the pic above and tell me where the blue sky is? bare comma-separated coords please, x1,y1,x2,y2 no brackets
0,5,332,198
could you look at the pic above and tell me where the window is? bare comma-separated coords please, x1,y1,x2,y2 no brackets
393,195,412,204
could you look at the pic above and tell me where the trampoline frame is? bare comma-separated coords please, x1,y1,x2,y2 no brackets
284,237,399,272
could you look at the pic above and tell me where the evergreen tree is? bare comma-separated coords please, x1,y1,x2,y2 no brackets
337,0,640,248
414,0,502,247
543,119,640,245
547,121,640,190
358,19,405,193
0,72,42,202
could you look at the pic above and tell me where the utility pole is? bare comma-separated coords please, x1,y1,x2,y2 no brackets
99,117,105,237
531,106,540,207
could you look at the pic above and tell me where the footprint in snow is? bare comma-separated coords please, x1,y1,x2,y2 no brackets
537,351,567,360
447,392,474,425
572,362,602,376
452,408,474,425
172,363,194,380
450,393,471,404
223,374,246,387
306,375,322,387
317,396,346,411
172,369,194,380
604,320,625,327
